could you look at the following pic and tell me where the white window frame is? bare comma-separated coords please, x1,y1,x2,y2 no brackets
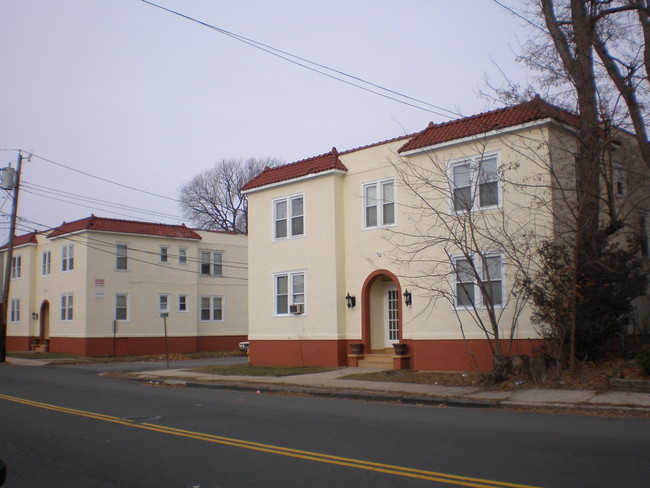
200,250,223,276
178,294,188,312
115,244,128,271
614,165,625,197
362,178,396,229
178,248,187,265
641,215,649,258
451,252,504,310
273,270,306,316
115,293,130,322
158,294,170,313
11,255,21,279
42,250,51,276
60,293,73,321
160,246,169,263
62,244,74,272
448,152,501,213
200,295,224,322
273,194,305,240
9,298,20,323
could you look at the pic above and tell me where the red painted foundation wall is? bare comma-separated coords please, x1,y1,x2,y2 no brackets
250,338,543,372
7,335,246,357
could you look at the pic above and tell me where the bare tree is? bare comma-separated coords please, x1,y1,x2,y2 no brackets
179,157,282,233
488,0,650,370
386,141,542,380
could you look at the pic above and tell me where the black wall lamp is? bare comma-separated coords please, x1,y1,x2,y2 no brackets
345,293,356,309
403,289,412,306
32,312,39,320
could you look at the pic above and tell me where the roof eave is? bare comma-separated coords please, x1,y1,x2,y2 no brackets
242,168,347,195
398,118,562,157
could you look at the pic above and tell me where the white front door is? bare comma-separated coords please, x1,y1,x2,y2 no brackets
384,285,399,346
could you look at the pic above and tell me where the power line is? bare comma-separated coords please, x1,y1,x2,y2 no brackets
139,0,465,120
22,181,185,221
30,153,180,203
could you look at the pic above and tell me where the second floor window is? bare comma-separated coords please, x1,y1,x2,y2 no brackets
363,179,395,229
61,294,73,321
178,248,187,264
200,250,223,276
62,244,74,272
11,255,21,279
451,154,500,212
160,246,169,263
116,244,128,270
274,195,304,239
42,251,51,276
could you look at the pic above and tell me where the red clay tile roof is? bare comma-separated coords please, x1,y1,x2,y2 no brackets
47,215,202,240
1,232,39,249
241,148,348,192
398,96,581,153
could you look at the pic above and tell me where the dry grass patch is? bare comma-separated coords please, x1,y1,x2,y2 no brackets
342,359,648,391
195,364,335,377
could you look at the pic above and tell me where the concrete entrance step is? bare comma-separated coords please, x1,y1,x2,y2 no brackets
357,350,393,369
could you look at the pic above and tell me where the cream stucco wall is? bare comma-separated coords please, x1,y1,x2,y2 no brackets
247,124,566,345
3,227,248,341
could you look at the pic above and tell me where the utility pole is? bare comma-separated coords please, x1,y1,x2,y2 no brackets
0,151,24,362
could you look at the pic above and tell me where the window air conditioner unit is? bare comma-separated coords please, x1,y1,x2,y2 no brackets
289,304,304,315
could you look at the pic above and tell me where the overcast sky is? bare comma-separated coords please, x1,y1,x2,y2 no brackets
0,0,531,239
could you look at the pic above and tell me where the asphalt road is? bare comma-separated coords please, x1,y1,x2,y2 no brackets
1,360,649,488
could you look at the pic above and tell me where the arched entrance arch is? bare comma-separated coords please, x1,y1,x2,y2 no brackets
361,269,403,351
39,300,50,344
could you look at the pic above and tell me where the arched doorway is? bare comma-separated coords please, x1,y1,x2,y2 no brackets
39,300,50,345
361,270,402,352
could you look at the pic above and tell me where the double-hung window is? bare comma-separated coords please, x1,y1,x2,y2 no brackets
61,293,73,321
363,179,395,229
42,251,51,276
158,294,169,313
450,153,500,212
62,244,74,271
160,246,169,263
11,255,21,279
200,296,223,321
200,250,223,276
116,244,128,270
115,293,129,321
274,195,304,239
178,295,188,312
453,253,503,309
9,298,20,322
614,166,625,197
274,271,305,315
178,248,187,264
641,216,649,258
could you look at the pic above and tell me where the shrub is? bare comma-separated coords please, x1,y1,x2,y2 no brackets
637,345,650,376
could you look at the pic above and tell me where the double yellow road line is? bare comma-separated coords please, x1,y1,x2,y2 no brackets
0,393,541,487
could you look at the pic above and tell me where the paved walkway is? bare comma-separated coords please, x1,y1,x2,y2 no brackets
124,366,650,413
6,357,649,413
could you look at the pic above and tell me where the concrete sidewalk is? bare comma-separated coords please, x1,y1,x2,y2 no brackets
121,366,650,413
